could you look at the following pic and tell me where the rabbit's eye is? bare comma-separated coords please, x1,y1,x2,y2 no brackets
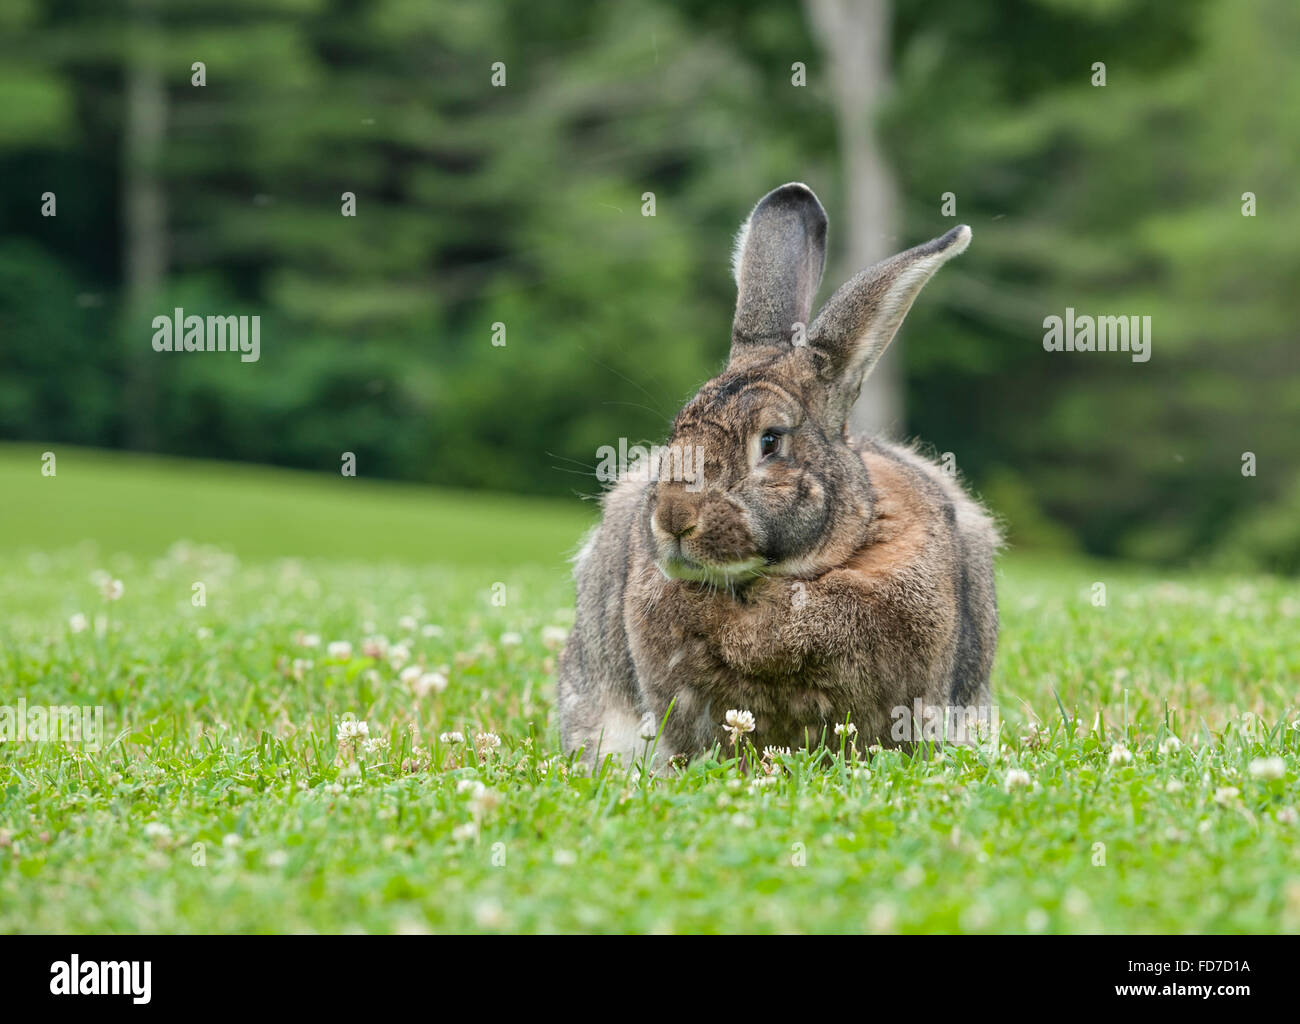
759,431,782,459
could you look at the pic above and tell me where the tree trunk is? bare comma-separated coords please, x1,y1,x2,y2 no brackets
123,1,167,450
805,0,902,439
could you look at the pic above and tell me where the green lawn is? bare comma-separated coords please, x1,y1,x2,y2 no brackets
1,443,1297,933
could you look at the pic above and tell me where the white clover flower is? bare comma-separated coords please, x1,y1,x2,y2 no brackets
337,719,369,742
867,743,883,755
298,632,321,648
1005,768,1032,790
399,665,422,685
399,615,419,633
102,578,125,601
499,631,522,648
1214,786,1240,805
834,722,858,737
361,635,389,658
457,779,485,796
69,613,88,633
266,850,289,867
388,643,411,669
1165,779,1185,793
196,626,213,640
361,736,385,756
1278,807,1298,825
553,849,577,866
723,709,756,744
541,624,569,650
474,900,504,927
1248,756,1285,781
439,731,465,744
474,731,501,758
327,640,352,660
413,671,448,697
1108,743,1133,766
538,756,568,779
1158,736,1182,756
222,834,242,848
469,789,501,816
452,822,477,841
867,903,898,933
421,624,444,638
143,822,170,838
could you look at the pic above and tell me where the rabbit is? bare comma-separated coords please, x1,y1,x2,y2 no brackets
556,182,999,765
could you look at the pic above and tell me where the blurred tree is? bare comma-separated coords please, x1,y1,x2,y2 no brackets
805,0,903,440
123,0,167,450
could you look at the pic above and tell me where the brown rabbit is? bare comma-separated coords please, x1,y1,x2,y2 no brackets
557,183,999,765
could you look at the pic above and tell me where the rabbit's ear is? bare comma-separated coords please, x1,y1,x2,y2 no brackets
810,225,970,429
730,183,828,359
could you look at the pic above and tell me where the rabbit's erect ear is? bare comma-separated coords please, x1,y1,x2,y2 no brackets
810,225,971,429
730,183,828,360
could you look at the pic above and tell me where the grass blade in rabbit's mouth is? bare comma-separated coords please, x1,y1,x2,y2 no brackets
655,551,766,586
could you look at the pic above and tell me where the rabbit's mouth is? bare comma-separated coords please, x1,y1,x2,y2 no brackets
656,551,765,587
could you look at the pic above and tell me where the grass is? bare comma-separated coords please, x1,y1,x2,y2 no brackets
1,442,1298,933
0,443,588,569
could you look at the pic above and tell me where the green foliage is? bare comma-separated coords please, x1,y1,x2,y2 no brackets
0,0,1295,568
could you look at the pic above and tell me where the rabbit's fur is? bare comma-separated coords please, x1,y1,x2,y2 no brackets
557,183,999,764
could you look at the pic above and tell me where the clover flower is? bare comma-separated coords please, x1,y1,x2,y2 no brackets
474,731,502,758
723,709,756,745
541,625,569,650
413,671,448,697
1249,756,1285,781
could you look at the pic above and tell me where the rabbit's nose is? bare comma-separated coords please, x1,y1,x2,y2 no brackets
656,497,698,539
